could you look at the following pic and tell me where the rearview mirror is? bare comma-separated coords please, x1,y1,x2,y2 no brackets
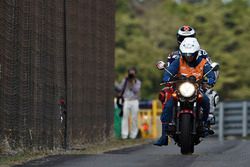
156,61,166,70
211,62,219,71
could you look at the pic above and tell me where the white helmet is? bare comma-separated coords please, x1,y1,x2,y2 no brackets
179,37,200,62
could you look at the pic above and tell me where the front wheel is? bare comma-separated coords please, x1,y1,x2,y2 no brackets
180,114,194,155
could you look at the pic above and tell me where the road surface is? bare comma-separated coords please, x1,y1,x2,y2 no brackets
15,137,250,167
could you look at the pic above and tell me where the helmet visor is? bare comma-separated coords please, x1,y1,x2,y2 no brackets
182,52,197,57
182,52,198,62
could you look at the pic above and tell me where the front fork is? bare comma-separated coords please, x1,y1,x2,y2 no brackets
176,101,181,134
192,102,197,135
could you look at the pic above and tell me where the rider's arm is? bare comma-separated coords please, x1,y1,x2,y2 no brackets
167,51,180,67
200,49,213,64
203,62,216,86
200,49,220,83
116,78,126,92
162,58,180,82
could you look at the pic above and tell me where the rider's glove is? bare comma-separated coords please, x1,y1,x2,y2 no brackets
160,81,172,88
165,83,172,87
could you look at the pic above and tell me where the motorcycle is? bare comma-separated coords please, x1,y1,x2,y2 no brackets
156,61,219,155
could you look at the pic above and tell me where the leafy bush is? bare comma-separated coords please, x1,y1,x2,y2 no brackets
116,0,250,100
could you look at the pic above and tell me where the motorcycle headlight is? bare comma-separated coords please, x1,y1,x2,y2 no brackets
178,82,195,97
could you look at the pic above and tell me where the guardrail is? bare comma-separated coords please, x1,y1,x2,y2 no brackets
138,100,250,140
214,101,250,141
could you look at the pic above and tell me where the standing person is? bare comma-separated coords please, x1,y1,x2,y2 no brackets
118,67,141,139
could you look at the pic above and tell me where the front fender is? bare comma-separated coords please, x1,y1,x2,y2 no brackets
177,109,194,118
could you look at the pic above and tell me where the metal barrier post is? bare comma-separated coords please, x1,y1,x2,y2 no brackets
152,100,158,138
219,102,224,142
242,101,248,137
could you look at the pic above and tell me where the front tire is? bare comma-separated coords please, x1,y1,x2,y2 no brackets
180,114,194,155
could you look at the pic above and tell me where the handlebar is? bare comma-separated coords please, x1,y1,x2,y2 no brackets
160,76,212,88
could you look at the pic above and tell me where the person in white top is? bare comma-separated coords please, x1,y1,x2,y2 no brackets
117,67,141,139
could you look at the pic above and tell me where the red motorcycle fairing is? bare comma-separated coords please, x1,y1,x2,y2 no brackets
159,87,174,109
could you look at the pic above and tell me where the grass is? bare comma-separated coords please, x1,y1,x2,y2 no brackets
0,151,49,167
0,138,152,167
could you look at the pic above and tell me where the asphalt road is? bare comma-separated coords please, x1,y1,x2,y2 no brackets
15,137,250,167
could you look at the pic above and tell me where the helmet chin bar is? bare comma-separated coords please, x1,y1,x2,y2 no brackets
185,56,194,63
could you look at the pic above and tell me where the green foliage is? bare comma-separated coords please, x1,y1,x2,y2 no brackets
115,0,250,100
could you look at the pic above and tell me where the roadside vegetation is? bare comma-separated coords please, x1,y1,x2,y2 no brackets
116,0,250,100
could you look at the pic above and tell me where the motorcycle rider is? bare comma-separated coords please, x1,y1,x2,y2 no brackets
159,25,219,116
154,37,216,146
167,25,211,66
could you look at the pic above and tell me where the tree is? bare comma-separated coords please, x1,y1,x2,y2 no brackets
116,0,250,100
